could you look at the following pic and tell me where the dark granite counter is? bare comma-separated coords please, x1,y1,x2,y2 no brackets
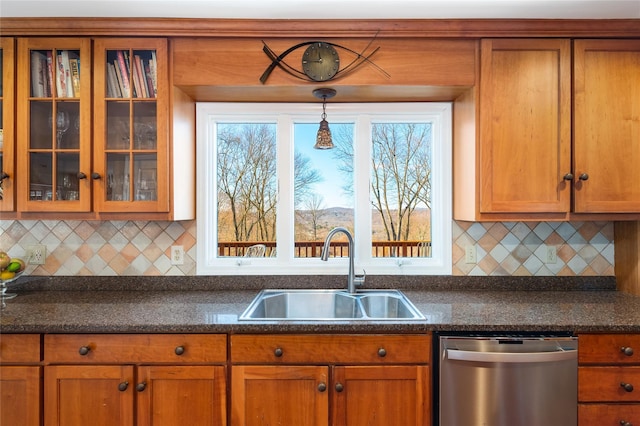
1,275,639,334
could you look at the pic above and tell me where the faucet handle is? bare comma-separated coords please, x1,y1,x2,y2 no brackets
354,269,366,287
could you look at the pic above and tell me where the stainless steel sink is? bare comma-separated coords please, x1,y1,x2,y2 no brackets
239,289,425,321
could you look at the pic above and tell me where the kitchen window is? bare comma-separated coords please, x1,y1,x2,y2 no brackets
196,103,452,275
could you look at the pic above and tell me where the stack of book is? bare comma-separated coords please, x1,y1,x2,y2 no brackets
31,50,80,98
106,50,157,99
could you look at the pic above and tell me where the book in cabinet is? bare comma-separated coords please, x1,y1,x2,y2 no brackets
93,38,170,215
0,37,16,212
16,37,92,213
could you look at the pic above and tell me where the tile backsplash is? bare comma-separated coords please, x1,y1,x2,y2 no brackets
0,219,613,277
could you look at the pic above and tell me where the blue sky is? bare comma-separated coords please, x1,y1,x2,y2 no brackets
294,122,353,209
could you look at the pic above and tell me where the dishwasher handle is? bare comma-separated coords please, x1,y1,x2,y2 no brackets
446,348,577,363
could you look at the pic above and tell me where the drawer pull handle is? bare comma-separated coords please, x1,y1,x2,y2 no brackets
136,382,147,392
175,345,185,355
317,382,327,392
335,383,344,392
118,381,128,392
78,346,91,356
620,421,632,426
274,347,283,357
621,382,634,392
622,346,634,357
378,348,387,358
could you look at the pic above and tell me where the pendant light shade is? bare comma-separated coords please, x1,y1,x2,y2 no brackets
313,88,337,150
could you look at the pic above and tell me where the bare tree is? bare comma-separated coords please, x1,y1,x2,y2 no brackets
304,194,327,240
217,123,322,243
333,122,432,243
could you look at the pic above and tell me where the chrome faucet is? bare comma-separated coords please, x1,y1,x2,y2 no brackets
320,227,365,293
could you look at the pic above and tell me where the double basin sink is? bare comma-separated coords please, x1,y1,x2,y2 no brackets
239,289,425,321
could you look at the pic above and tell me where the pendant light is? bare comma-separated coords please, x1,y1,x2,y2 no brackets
313,88,337,150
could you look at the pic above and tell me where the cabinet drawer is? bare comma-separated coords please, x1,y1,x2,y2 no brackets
579,334,640,365
579,403,640,426
231,334,430,364
579,367,640,402
0,334,41,363
45,334,226,363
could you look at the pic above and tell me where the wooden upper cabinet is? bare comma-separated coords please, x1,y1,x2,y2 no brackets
92,38,169,215
16,37,92,213
574,39,640,213
0,38,15,212
479,38,572,214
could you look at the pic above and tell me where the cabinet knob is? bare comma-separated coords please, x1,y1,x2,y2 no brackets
136,382,147,392
78,346,91,356
118,381,129,392
0,172,9,181
91,172,101,180
378,348,387,358
620,421,632,426
562,173,574,181
77,172,87,180
622,346,634,357
579,173,589,181
175,345,185,355
335,383,344,392
274,347,283,357
620,382,634,392
317,382,327,392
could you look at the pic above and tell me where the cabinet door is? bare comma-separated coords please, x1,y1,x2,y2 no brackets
16,37,92,212
92,38,169,214
332,365,429,426
479,39,571,213
574,39,640,213
231,365,329,426
44,365,134,426
0,366,41,426
0,38,15,212
137,365,226,426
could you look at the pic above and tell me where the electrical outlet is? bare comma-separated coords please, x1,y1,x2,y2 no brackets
171,246,184,265
465,245,477,264
546,246,557,264
27,244,47,265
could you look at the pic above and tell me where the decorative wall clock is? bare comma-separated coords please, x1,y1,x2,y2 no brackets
259,35,389,84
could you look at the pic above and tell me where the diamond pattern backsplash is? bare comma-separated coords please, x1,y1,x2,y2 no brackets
0,219,613,277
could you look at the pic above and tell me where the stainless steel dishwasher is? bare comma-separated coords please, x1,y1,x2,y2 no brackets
438,334,578,426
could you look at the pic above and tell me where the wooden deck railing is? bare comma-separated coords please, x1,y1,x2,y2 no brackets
218,240,431,257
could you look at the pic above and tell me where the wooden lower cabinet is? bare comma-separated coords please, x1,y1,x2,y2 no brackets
0,334,42,426
578,333,640,426
230,334,431,426
43,334,227,426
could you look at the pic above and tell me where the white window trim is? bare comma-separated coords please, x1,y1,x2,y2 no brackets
196,103,452,276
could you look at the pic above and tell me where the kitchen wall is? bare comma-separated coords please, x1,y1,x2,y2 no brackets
0,219,613,277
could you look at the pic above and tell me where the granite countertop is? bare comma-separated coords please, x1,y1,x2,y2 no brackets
2,275,640,334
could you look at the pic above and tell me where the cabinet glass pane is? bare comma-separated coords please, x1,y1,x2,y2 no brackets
30,49,80,98
30,101,53,149
106,101,130,150
106,153,130,201
133,102,156,150
54,101,80,149
105,49,157,99
134,153,157,201
56,153,80,200
29,153,52,200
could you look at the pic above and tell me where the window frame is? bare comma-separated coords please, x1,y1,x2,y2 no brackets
196,102,452,275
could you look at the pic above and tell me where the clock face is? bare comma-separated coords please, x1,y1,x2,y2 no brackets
302,42,340,82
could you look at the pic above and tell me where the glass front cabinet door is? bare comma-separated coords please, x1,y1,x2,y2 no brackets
0,38,15,212
93,38,168,214
17,38,91,213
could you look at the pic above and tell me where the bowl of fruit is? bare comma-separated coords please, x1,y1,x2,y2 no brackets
0,251,27,299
